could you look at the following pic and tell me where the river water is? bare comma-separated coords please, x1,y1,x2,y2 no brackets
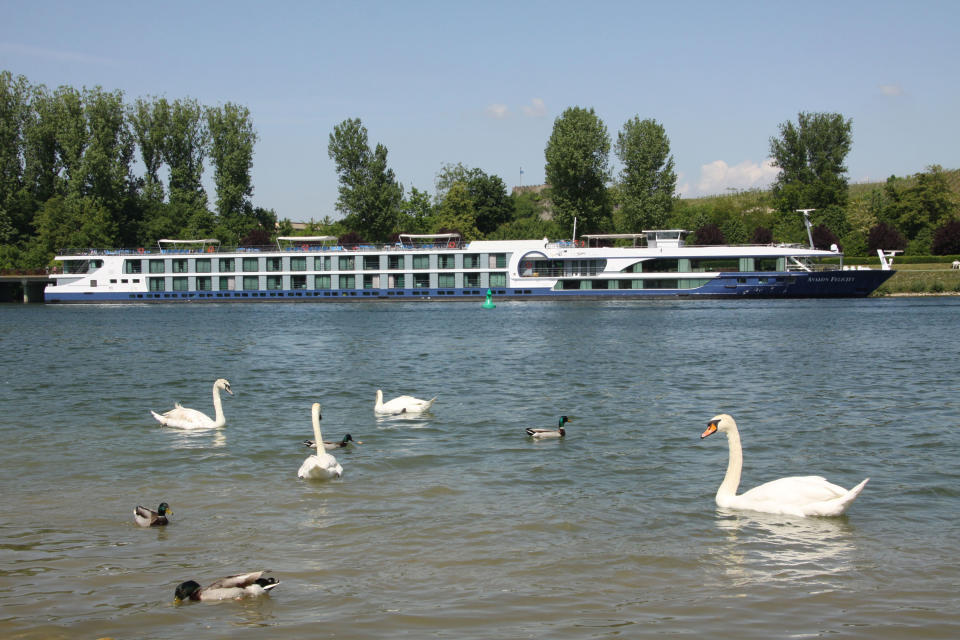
1,298,958,638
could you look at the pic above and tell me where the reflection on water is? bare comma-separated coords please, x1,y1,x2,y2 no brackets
164,428,227,448
713,509,858,590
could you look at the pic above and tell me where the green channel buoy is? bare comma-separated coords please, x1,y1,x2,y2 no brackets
481,288,496,309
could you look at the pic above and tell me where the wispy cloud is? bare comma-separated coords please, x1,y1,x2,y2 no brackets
879,84,904,97
0,41,118,67
521,97,547,117
691,158,779,196
485,103,509,119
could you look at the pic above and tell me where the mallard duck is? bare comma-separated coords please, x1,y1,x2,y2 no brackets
700,413,869,517
375,389,436,415
173,571,279,603
302,433,362,450
151,378,233,429
526,416,571,439
134,502,171,527
297,403,343,479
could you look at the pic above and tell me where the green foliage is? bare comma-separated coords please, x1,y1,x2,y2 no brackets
769,112,852,214
544,106,611,233
430,182,480,240
399,186,433,233
614,116,676,231
327,118,403,241
434,163,513,234
206,103,257,237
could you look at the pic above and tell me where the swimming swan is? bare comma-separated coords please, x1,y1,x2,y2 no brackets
134,502,171,527
151,378,233,429
174,571,279,603
303,433,362,450
526,416,571,439
375,389,436,415
700,414,869,517
297,403,343,480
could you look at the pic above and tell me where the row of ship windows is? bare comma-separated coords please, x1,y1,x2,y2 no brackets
101,273,510,291
122,254,507,274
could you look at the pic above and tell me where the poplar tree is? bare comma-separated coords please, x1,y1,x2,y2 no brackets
615,116,676,231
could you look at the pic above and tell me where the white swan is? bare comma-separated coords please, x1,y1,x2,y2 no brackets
375,389,436,415
701,414,869,517
151,378,233,429
297,403,343,480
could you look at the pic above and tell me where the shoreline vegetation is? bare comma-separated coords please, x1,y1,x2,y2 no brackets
873,263,960,296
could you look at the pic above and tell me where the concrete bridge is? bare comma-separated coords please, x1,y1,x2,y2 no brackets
0,274,53,303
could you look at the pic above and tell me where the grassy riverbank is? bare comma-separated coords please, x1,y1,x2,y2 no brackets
873,263,960,296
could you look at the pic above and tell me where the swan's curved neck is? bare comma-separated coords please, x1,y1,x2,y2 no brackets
311,408,324,454
375,390,383,411
718,426,743,500
211,385,226,427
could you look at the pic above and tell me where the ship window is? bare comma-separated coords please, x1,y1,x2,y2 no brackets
645,279,680,289
149,277,165,291
338,256,355,271
195,258,211,273
266,275,282,289
438,273,455,287
438,255,455,269
463,254,480,269
124,260,142,274
339,274,355,289
489,272,507,287
172,277,188,291
464,273,480,287
290,256,307,271
412,255,429,269
266,257,282,272
149,260,165,274
389,274,405,289
242,257,259,272
242,276,259,290
413,273,429,288
388,255,403,270
690,258,739,272
219,258,235,272
218,276,235,291
196,276,212,291
643,259,679,273
314,275,331,289
755,258,779,272
489,253,506,268
363,274,378,289
291,275,307,289
363,256,379,270
172,259,188,273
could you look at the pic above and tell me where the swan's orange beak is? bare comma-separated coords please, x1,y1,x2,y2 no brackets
700,422,718,439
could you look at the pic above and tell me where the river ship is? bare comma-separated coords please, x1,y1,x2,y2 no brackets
44,229,896,303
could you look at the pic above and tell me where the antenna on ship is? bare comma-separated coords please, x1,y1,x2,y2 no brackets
797,209,816,249
572,216,578,244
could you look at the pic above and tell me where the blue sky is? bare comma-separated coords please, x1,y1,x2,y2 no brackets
2,0,957,223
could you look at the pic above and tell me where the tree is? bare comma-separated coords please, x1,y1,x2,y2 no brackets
885,165,958,240
811,224,840,250
327,118,403,241
867,222,906,253
932,220,960,255
431,181,480,240
693,223,725,245
769,112,852,213
400,186,433,233
129,96,169,203
614,116,676,231
206,102,258,237
434,163,513,234
161,98,209,233
0,71,29,215
544,106,611,234
750,226,773,244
